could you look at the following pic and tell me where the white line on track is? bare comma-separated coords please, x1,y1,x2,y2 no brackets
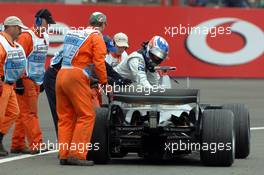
0,150,58,164
0,127,263,165
250,127,264,130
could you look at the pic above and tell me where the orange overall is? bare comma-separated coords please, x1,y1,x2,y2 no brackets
57,32,107,160
0,32,20,136
10,29,44,151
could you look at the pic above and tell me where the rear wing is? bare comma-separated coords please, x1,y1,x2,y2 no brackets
111,89,200,105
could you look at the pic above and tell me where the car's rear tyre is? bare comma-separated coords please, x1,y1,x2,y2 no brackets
222,104,250,159
200,109,235,166
88,107,110,164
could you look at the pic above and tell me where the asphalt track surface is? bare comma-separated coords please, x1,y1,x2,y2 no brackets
0,79,263,175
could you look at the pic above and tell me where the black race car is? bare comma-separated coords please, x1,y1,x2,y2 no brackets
88,89,250,166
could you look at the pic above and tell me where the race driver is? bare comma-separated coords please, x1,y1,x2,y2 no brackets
114,35,169,88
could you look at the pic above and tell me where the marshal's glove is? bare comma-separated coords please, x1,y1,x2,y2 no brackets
90,78,99,89
39,84,45,93
15,78,24,95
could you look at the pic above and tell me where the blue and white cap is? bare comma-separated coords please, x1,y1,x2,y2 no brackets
103,35,118,53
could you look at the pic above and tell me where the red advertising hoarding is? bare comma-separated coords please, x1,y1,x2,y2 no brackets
0,3,263,78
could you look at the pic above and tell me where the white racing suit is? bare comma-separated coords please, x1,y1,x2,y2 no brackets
114,52,192,124
105,51,128,68
114,51,160,88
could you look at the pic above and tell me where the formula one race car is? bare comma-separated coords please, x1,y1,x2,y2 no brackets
88,67,250,167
